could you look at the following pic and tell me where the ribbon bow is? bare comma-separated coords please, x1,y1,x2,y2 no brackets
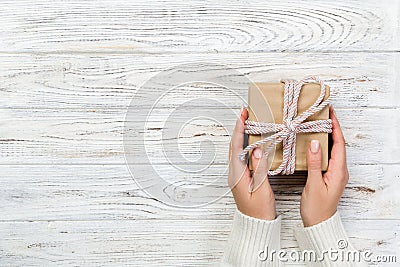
239,76,332,175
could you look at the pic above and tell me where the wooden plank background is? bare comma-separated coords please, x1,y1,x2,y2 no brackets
0,0,399,266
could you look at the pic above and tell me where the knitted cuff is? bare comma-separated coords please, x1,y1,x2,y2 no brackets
293,211,366,267
221,209,282,267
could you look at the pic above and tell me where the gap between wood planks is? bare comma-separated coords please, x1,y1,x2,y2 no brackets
0,50,400,55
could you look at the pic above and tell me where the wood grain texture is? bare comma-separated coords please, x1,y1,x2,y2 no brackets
0,0,399,53
0,219,398,266
1,108,399,165
0,53,399,109
1,0,400,265
0,164,398,221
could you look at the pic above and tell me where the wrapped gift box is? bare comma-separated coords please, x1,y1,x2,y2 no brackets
247,82,330,171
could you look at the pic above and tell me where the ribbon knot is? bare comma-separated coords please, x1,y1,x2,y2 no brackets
239,76,332,176
285,118,296,132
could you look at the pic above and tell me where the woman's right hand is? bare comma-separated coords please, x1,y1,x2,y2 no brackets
228,107,276,220
300,106,349,227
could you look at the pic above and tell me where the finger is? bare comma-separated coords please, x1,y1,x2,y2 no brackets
250,147,270,192
306,140,325,189
330,106,345,145
329,106,346,166
228,107,250,192
229,107,248,158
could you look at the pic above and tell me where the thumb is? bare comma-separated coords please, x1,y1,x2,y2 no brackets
306,140,324,188
251,147,269,192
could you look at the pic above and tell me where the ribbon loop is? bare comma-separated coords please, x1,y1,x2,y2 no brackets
239,76,332,176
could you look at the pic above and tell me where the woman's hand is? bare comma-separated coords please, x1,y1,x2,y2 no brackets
228,107,276,220
300,106,349,226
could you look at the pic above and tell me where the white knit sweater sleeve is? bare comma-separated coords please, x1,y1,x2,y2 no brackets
293,211,367,267
220,209,282,267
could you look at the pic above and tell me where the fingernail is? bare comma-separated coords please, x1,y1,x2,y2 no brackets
310,140,320,154
253,147,262,159
240,106,244,116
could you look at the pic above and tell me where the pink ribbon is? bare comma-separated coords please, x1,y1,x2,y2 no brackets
239,76,332,175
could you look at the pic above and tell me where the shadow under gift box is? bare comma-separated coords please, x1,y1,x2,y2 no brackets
247,82,330,172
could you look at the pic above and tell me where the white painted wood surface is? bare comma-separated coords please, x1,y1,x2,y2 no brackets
0,0,399,266
0,0,399,53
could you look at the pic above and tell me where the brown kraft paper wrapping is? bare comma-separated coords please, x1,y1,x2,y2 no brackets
248,82,330,171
